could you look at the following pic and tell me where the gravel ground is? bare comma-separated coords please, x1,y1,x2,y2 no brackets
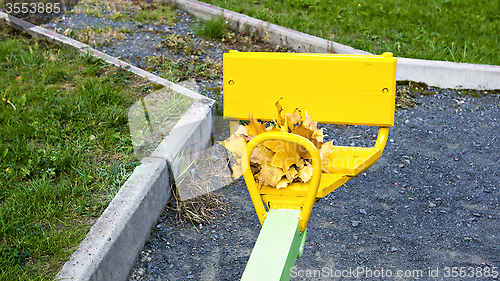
130,89,500,281
41,7,286,109
27,4,500,280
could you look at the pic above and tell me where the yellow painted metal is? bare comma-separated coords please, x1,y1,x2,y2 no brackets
224,51,397,233
259,173,348,199
316,174,351,198
374,127,390,152
223,51,397,127
242,132,321,232
322,147,382,175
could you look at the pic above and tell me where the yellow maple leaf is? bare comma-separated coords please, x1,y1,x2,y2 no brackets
234,124,248,136
312,128,325,142
285,166,299,182
250,144,274,165
257,162,284,187
270,148,301,170
291,124,323,151
246,114,267,140
284,109,301,132
221,135,246,158
291,123,314,140
297,162,313,183
319,141,335,165
276,177,290,189
220,135,247,178
275,97,284,126
232,158,244,179
303,111,318,131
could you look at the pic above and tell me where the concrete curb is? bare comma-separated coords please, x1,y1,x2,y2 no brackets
163,0,500,90
1,12,215,281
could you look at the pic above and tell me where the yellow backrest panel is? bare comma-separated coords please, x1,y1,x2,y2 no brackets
223,51,397,127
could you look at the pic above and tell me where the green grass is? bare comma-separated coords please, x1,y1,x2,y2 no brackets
146,56,222,83
132,5,178,25
198,0,500,66
0,24,155,279
194,15,229,39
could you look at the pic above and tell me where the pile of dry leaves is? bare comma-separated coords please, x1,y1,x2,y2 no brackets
222,99,336,188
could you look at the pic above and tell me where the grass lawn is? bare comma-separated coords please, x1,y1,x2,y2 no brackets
198,0,500,66
0,22,162,280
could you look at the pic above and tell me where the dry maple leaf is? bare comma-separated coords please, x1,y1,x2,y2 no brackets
276,178,290,189
220,135,246,178
250,144,274,165
246,114,266,140
270,147,301,171
257,161,285,187
319,141,335,165
285,166,299,182
297,162,313,183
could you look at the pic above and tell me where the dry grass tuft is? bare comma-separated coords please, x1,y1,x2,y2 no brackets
167,144,233,229
167,188,228,229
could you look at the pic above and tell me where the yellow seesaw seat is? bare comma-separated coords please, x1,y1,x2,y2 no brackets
223,51,397,230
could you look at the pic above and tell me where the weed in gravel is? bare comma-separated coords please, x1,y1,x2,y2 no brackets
69,26,131,47
167,189,228,229
146,56,222,83
132,5,178,26
395,81,425,109
161,34,204,56
194,15,290,52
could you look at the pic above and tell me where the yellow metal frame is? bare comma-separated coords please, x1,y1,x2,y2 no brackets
242,132,321,232
223,51,397,234
240,127,390,232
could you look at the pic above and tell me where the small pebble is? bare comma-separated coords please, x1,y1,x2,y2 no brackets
352,221,359,227
390,247,398,253
359,209,367,215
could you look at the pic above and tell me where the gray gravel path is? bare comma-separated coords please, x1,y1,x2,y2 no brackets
131,90,500,281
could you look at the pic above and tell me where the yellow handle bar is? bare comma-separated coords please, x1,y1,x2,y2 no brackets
241,131,322,232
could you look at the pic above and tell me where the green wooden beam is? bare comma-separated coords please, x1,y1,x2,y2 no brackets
241,209,306,281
